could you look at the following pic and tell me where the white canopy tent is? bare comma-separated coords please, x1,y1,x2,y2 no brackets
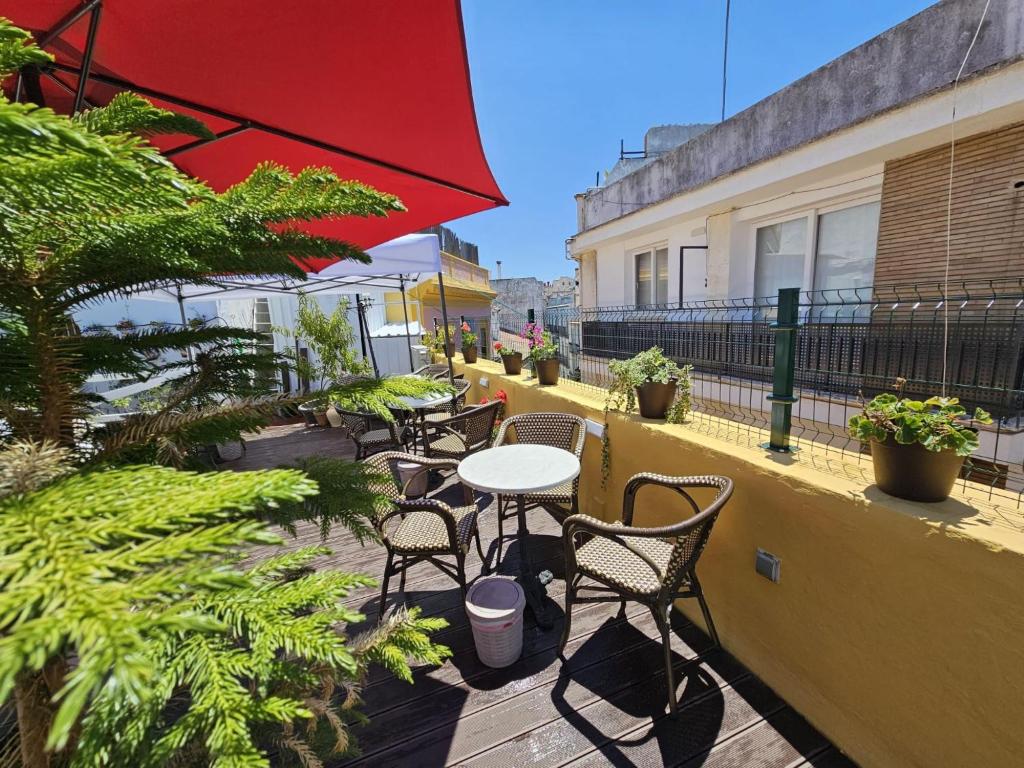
130,233,455,381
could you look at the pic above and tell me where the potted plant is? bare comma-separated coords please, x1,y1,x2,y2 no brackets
848,379,992,502
601,347,693,486
608,347,690,419
460,321,478,363
524,322,559,384
430,323,456,359
494,341,523,374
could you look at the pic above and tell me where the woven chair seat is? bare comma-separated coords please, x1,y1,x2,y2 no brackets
523,479,574,503
389,505,478,553
424,432,468,455
574,522,675,596
362,426,409,446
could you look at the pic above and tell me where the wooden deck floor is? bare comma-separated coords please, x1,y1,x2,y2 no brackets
233,424,856,768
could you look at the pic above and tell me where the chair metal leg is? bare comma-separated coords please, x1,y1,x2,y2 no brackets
474,526,489,574
559,573,577,655
616,598,628,619
398,556,407,593
652,604,678,716
456,554,468,598
378,553,394,622
691,573,720,648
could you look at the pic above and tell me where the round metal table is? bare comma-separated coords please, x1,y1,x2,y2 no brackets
457,444,581,629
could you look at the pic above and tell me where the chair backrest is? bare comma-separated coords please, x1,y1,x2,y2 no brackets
621,474,733,595
451,400,502,452
337,408,402,443
495,412,585,492
336,408,371,436
496,412,585,457
448,379,472,414
414,363,449,378
359,451,407,523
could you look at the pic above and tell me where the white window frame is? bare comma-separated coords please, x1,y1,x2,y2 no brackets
631,242,669,306
749,194,881,297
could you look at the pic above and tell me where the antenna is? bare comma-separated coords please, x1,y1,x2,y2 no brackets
721,0,731,122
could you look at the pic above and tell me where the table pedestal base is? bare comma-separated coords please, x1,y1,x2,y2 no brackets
515,493,553,630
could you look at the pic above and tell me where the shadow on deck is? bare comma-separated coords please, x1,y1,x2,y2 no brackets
232,423,856,768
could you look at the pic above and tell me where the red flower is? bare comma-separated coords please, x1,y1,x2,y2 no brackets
495,390,508,403
479,396,489,404
493,341,503,351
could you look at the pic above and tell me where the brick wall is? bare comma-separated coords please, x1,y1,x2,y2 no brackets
874,122,1024,287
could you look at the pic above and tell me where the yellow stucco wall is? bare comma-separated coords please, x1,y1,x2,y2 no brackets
454,356,1024,768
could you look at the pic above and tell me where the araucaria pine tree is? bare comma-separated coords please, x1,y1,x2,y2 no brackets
0,19,449,767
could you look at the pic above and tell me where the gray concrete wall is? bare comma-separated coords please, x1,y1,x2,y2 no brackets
490,277,546,336
579,0,1024,232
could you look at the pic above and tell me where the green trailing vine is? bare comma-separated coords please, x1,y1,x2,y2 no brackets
600,347,693,487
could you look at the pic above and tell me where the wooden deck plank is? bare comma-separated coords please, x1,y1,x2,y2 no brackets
235,424,853,768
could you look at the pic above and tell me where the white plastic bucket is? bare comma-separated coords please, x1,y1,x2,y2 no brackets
397,461,428,498
465,577,526,668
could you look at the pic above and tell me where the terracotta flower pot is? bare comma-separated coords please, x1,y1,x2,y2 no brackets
313,410,330,428
463,345,478,363
636,379,677,419
869,439,966,502
501,352,523,375
534,357,560,385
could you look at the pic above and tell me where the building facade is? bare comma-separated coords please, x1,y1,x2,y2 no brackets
569,0,1024,306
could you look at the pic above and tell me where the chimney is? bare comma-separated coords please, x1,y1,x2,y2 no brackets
495,260,502,279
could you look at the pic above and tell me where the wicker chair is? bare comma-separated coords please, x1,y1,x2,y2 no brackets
361,451,487,617
492,412,586,559
337,408,413,459
560,473,733,715
412,363,451,379
418,400,502,460
423,378,472,424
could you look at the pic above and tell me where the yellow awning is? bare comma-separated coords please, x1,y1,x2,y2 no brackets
407,274,497,303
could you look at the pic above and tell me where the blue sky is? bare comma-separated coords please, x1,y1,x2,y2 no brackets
455,0,934,281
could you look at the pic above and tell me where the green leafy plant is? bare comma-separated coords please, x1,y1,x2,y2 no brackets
492,341,519,357
459,321,477,349
522,322,556,362
849,380,992,456
279,294,371,391
0,19,449,767
601,347,693,486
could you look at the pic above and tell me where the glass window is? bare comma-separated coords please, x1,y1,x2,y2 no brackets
635,251,652,306
813,202,880,293
755,218,807,299
655,247,669,305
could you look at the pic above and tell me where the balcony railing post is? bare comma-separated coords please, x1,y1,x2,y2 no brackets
765,287,800,453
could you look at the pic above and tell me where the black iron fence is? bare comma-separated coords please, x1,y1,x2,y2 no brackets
530,282,1024,499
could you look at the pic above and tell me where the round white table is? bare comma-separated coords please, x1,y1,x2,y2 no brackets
458,444,581,629
396,392,452,411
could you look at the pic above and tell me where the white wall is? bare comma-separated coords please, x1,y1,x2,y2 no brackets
571,60,1024,306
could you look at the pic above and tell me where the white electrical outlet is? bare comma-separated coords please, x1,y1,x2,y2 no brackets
479,376,489,388
585,418,604,438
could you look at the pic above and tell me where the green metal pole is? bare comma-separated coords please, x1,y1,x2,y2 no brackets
765,287,800,453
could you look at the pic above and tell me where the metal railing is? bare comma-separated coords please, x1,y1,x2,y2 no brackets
532,281,1024,502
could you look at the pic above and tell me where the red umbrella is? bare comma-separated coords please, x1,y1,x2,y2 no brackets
3,0,507,266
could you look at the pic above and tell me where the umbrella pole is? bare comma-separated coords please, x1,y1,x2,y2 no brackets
436,271,455,385
399,276,415,373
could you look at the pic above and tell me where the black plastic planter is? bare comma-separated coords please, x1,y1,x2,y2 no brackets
870,439,965,502
535,358,560,385
636,379,677,419
462,345,478,363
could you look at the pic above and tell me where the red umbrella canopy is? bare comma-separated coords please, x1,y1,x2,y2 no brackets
2,0,507,269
